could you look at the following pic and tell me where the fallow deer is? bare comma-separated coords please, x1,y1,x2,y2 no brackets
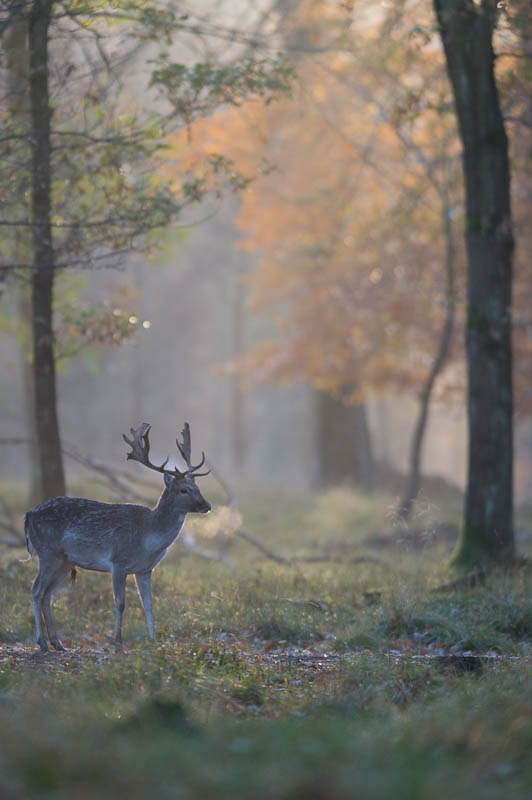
25,422,211,652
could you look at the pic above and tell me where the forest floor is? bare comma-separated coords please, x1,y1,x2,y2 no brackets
1,484,532,799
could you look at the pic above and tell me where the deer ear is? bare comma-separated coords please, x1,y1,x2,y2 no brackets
164,473,174,488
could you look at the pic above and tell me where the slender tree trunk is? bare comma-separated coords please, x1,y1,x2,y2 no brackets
20,292,43,506
315,390,374,491
231,269,246,473
397,193,456,521
29,0,65,500
434,0,514,565
4,13,43,505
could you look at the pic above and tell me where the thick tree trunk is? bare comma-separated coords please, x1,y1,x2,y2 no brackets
397,195,456,521
315,390,374,492
29,0,65,500
434,0,514,565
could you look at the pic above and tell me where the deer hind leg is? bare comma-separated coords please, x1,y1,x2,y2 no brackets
31,567,49,652
111,568,127,645
32,557,65,653
41,562,72,651
135,572,154,641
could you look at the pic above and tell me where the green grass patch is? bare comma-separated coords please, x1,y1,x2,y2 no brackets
1,484,531,798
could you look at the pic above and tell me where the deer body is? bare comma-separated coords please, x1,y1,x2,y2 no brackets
26,424,210,652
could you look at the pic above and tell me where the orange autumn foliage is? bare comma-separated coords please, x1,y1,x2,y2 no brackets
164,0,532,410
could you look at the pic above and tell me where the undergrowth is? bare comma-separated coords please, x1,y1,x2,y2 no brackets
0,485,531,798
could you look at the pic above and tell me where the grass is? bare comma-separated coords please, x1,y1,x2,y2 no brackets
0,485,531,798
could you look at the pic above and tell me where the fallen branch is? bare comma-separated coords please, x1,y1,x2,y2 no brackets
206,461,290,564
291,553,390,569
235,528,289,564
207,461,392,568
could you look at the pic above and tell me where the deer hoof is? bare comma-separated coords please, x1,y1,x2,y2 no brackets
38,639,49,653
51,640,66,652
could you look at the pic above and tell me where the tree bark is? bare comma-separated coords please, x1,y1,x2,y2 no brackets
29,0,65,500
434,0,514,565
397,193,456,521
315,390,374,492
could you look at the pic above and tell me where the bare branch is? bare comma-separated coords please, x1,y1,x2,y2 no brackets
62,444,155,505
0,495,24,545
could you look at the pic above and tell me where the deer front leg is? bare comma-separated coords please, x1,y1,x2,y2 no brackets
135,572,155,640
111,568,127,645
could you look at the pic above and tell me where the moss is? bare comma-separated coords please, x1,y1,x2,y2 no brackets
466,306,490,333
450,523,515,572
466,215,482,234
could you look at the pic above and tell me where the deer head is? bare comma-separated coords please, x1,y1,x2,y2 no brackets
123,422,211,513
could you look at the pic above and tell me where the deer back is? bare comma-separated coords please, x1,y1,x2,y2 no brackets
25,497,156,572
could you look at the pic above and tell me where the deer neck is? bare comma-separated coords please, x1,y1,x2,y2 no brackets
150,491,187,545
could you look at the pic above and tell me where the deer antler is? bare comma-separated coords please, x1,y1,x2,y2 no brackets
176,422,210,477
123,423,171,475
123,422,209,479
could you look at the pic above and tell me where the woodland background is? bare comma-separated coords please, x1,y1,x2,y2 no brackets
0,2,532,798
1,0,531,512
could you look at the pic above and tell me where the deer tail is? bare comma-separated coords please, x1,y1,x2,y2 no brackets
71,568,77,584
21,513,35,562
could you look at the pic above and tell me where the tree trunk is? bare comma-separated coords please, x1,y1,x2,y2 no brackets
315,390,374,491
4,13,43,506
397,193,456,521
20,292,43,507
231,269,246,473
29,0,65,500
434,0,514,565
